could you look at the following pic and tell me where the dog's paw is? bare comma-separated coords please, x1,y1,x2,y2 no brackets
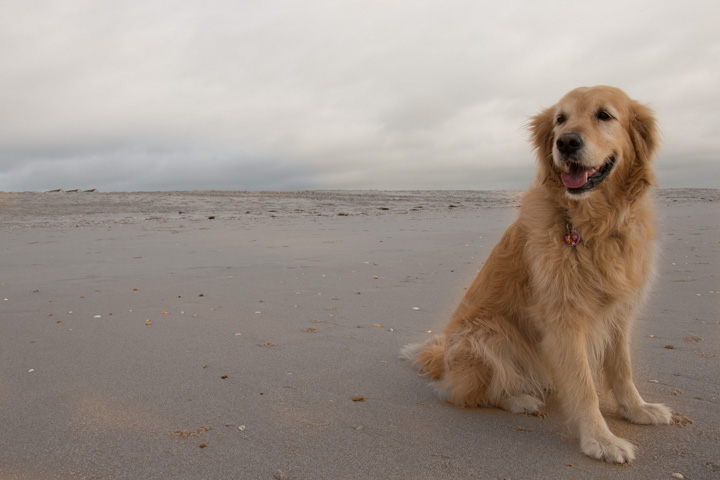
580,432,636,464
501,394,544,414
621,401,673,425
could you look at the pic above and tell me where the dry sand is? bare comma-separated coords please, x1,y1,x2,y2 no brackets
1,189,718,479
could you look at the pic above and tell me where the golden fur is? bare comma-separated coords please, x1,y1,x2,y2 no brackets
402,86,672,463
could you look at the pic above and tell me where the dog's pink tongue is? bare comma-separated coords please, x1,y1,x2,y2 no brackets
561,165,591,189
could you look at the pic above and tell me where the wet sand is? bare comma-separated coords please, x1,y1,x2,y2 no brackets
1,189,718,479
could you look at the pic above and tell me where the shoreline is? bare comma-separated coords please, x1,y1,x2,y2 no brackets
1,188,716,228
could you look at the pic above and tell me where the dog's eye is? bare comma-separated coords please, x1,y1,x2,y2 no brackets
597,110,613,121
557,115,566,124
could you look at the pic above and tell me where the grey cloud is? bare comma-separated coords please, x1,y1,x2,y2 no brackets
0,0,718,191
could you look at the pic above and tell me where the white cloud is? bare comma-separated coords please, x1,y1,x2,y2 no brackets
0,0,718,191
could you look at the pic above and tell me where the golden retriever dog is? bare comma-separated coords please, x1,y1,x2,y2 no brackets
402,86,672,463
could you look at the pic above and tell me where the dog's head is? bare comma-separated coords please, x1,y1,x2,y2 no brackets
529,86,659,201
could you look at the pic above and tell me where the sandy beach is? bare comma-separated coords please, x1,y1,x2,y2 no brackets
1,189,718,479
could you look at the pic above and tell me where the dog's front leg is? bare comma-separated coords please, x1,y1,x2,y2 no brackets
604,327,673,425
543,328,636,463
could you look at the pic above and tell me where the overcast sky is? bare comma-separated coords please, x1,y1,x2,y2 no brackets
1,0,718,192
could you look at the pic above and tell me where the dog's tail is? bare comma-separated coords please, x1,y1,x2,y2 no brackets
400,335,446,380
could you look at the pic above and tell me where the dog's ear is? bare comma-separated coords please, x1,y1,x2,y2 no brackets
626,101,659,192
529,106,555,158
630,100,659,162
528,107,558,186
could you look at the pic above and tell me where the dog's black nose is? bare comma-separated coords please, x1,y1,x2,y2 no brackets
556,132,583,155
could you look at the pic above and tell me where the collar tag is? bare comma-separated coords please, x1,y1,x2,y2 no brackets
564,229,581,246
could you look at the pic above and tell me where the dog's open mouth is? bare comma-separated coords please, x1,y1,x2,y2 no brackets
561,156,615,194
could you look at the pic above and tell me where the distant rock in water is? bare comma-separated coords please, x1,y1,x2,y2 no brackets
44,188,99,193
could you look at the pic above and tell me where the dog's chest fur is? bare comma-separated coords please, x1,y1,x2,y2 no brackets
521,188,655,320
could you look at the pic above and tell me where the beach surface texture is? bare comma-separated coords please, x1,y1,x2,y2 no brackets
1,189,718,479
